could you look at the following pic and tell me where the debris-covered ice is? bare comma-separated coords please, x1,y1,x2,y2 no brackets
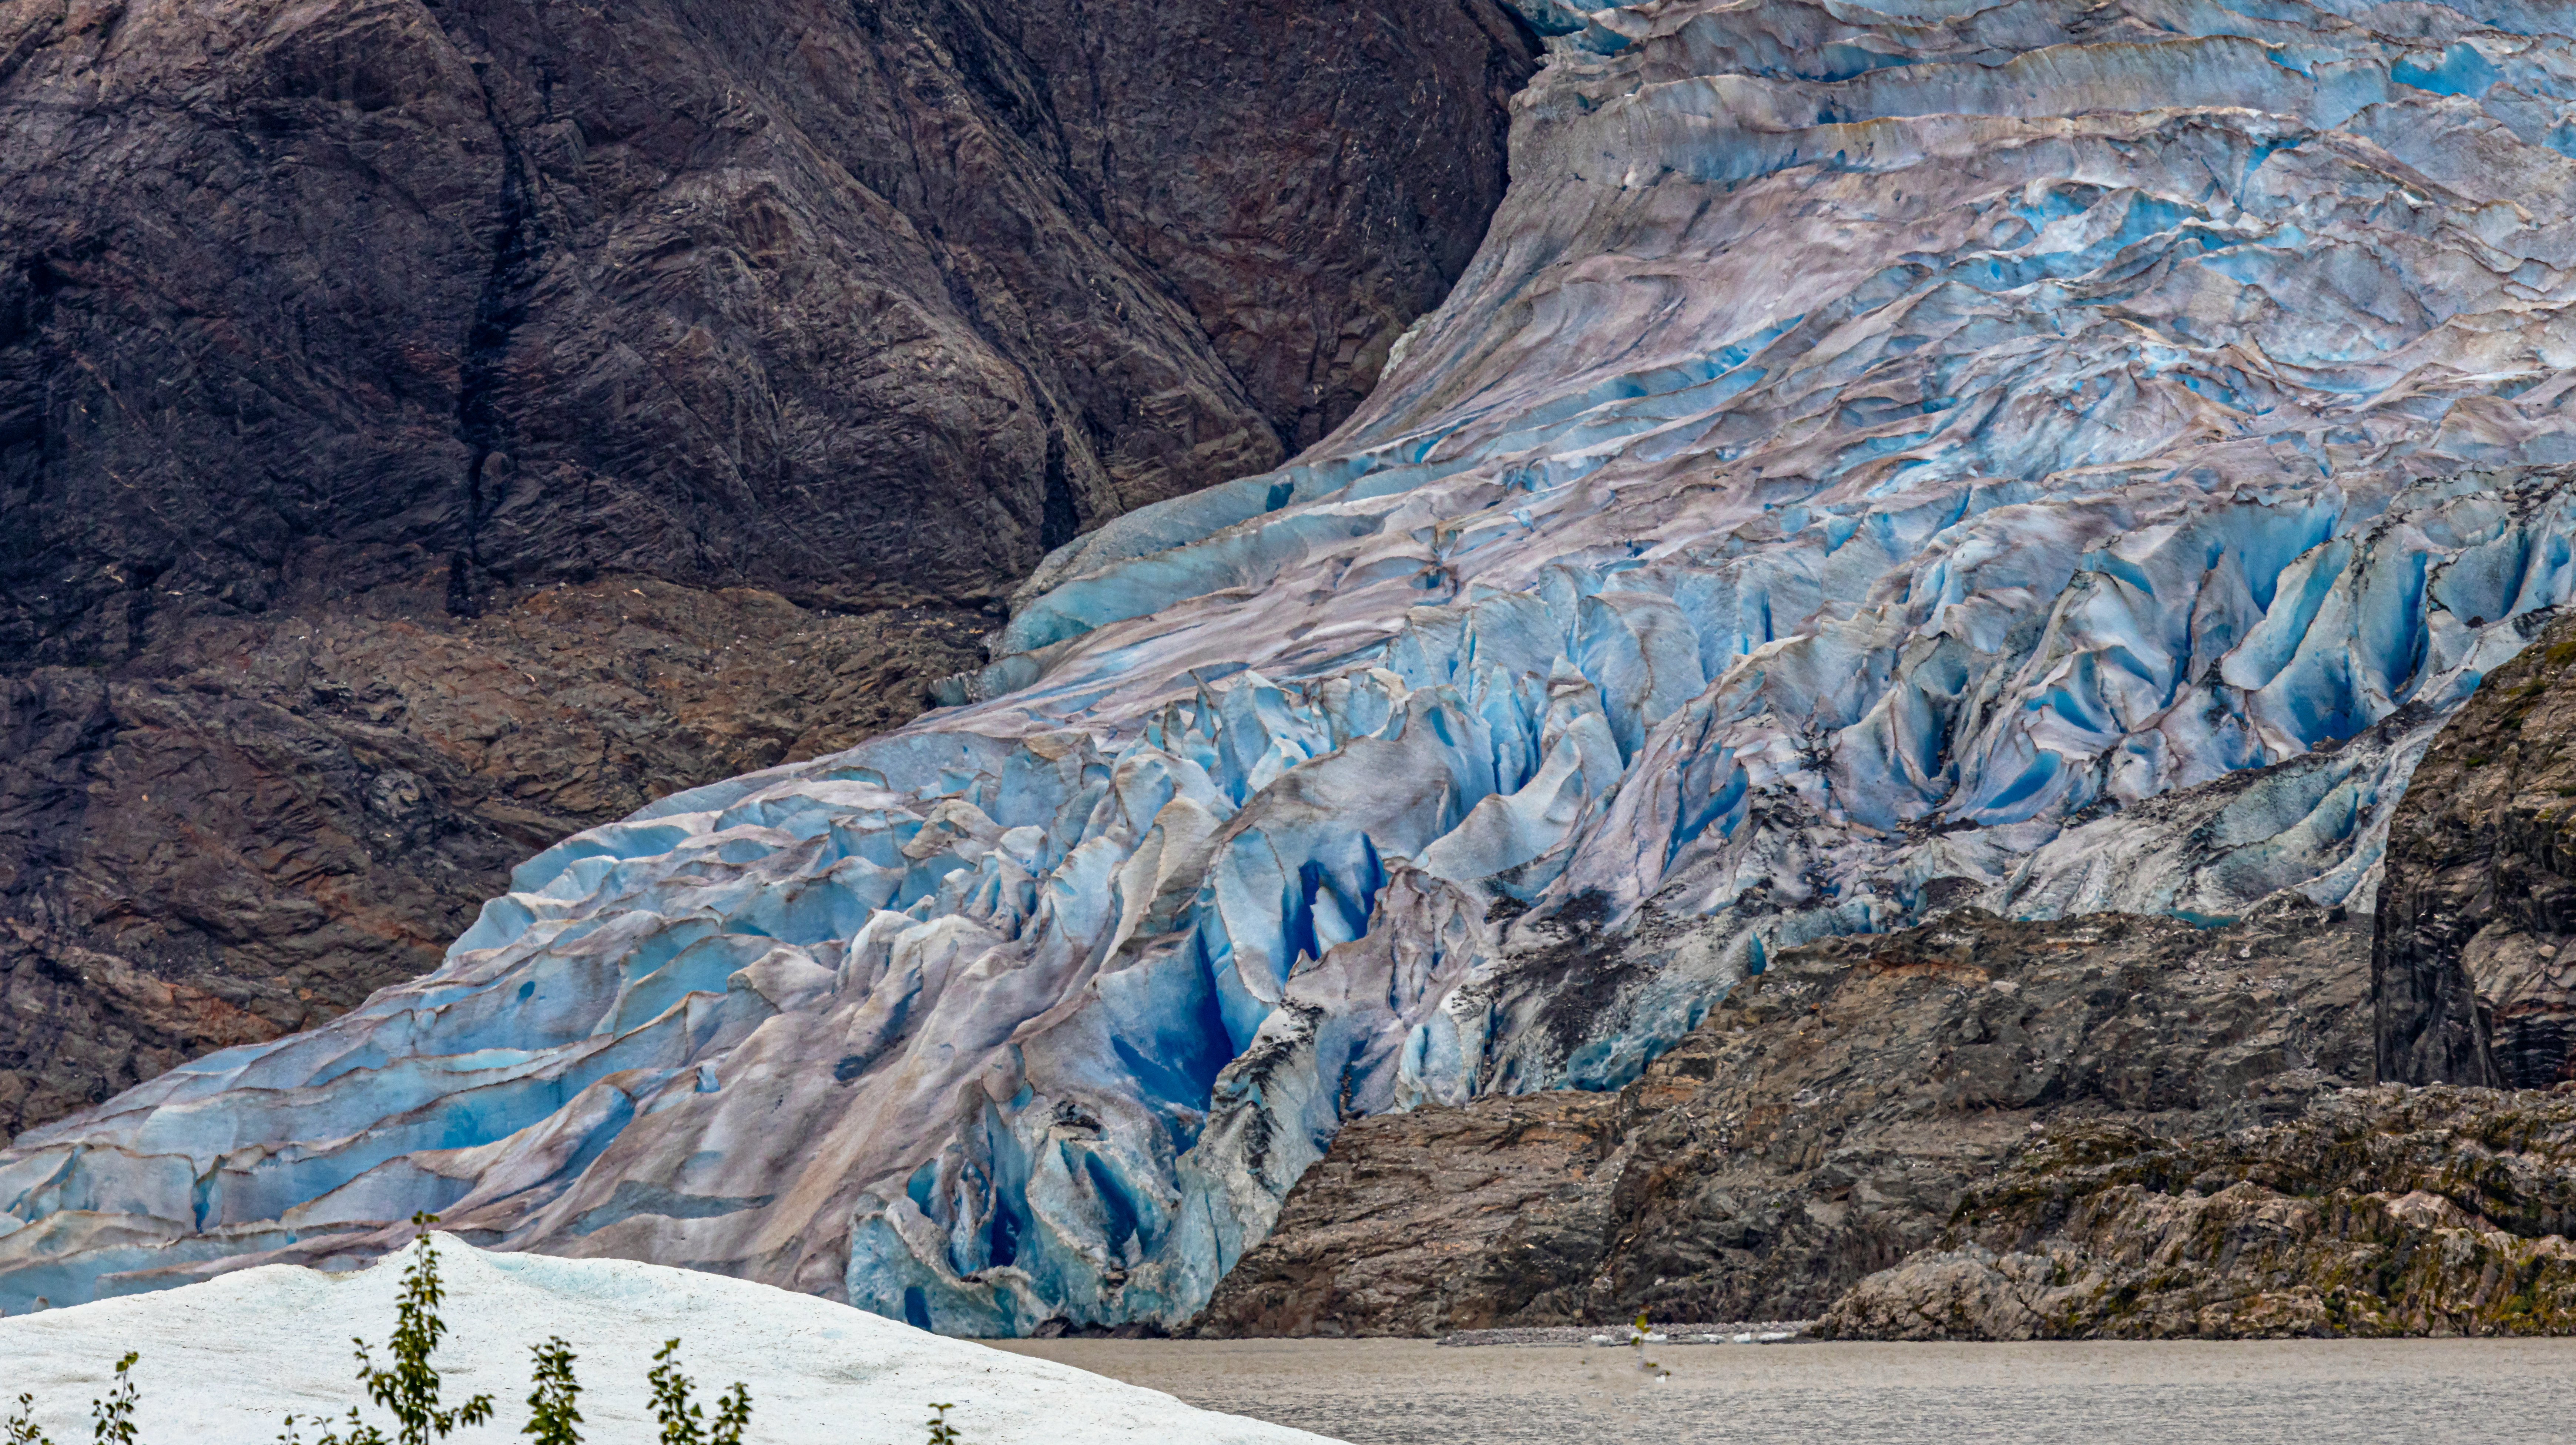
15,0,2576,1332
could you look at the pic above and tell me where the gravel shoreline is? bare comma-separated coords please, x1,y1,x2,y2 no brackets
989,1335,2576,1442
1436,1322,1813,1347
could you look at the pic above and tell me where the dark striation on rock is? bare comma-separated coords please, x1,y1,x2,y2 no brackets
2377,610,2576,1090
1190,898,2372,1336
1817,1086,2576,1340
0,0,1536,1136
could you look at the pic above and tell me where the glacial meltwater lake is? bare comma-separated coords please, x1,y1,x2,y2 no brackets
987,1337,2576,1444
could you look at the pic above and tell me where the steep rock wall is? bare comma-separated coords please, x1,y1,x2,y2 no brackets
2378,611,2576,1087
14,0,2576,1333
1,0,1530,631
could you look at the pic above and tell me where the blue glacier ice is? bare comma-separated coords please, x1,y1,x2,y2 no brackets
16,0,2576,1332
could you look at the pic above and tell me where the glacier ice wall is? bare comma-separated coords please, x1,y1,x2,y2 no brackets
16,0,2576,1330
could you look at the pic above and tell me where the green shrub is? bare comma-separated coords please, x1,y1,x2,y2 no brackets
89,1354,139,1445
306,1213,498,1445
3,1394,38,1445
522,1338,582,1445
646,1341,748,1445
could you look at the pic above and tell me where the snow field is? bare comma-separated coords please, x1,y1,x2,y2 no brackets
0,1237,1333,1444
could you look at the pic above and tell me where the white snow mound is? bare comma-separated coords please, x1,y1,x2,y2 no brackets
0,1235,1334,1445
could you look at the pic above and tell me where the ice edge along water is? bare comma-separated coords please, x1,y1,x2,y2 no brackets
14,0,2576,1333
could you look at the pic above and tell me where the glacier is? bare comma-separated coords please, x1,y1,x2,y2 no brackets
15,0,2576,1332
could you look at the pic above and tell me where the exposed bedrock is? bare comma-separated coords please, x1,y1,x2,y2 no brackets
0,0,1535,1129
0,0,1532,633
2378,611,2576,1088
21,0,2576,1330
1815,1086,2576,1340
1189,898,2372,1336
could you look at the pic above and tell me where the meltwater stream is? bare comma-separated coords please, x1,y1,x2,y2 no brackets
17,0,2576,1331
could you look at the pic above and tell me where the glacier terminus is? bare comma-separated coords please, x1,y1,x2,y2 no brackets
13,0,2576,1333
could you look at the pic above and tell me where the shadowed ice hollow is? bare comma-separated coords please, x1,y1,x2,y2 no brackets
15,0,2576,1333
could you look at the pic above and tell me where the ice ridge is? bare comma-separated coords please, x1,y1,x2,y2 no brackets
14,0,2576,1332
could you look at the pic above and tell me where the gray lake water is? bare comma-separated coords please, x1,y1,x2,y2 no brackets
987,1337,2576,1444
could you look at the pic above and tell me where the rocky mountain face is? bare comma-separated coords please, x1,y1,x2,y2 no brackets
0,0,1536,1135
17,0,2576,1333
2377,611,2576,1091
1818,1087,2576,1340
1191,898,2372,1335
1,0,1533,634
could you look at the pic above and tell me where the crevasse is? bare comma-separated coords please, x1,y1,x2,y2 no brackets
13,0,2576,1330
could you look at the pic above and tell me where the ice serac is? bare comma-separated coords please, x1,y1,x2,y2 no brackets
16,0,2576,1331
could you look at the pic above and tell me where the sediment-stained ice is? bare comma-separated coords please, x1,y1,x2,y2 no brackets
14,0,2576,1331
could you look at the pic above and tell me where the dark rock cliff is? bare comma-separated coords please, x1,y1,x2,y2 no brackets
1190,899,2373,1335
0,0,1536,1136
1,0,1533,633
2375,611,2576,1090
1817,1086,2576,1340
